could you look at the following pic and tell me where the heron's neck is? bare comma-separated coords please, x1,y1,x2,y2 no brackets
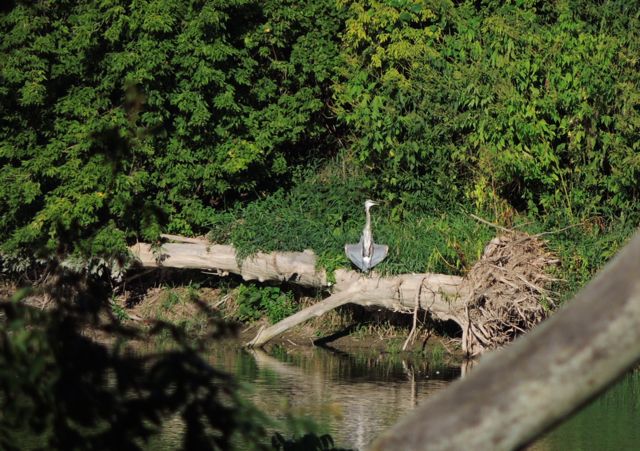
364,206,372,231
362,206,373,257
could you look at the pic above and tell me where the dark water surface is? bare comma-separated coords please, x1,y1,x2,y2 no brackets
208,344,640,450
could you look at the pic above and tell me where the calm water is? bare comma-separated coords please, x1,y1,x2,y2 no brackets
208,344,640,450
210,345,460,450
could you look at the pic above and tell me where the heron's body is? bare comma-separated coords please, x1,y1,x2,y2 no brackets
345,200,388,272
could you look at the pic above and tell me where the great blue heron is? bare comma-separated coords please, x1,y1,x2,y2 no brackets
345,199,388,272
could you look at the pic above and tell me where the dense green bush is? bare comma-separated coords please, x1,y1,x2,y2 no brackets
335,0,640,220
235,284,296,324
0,0,344,255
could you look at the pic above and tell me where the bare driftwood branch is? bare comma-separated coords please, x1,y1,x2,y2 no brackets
130,242,327,288
370,231,640,451
247,271,464,348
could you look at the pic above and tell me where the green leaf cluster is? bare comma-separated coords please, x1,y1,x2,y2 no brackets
0,0,344,255
335,0,640,220
235,284,296,324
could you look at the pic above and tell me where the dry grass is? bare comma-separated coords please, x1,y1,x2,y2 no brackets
125,286,223,336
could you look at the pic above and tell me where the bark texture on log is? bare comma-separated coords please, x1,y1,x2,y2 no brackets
247,271,464,347
130,239,327,288
130,232,554,353
370,231,640,451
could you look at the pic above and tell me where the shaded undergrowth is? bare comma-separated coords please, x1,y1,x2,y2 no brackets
0,267,346,451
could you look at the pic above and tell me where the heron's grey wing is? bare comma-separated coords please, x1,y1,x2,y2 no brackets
345,243,367,272
369,244,389,268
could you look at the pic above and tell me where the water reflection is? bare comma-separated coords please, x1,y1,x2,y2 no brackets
176,341,640,450
209,345,460,450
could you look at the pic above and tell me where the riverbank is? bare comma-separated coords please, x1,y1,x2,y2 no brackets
124,283,466,363
0,278,465,365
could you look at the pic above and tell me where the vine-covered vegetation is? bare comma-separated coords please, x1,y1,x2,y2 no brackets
2,0,639,281
336,0,640,221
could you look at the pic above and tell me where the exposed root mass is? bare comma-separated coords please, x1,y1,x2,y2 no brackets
461,232,560,355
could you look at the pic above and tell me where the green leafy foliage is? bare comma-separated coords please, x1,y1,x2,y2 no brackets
335,0,640,220
0,0,344,255
334,0,457,210
209,167,493,276
535,215,639,303
236,284,296,324
2,0,639,301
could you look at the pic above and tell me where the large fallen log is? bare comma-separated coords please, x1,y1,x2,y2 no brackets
247,272,464,347
130,232,557,353
130,238,467,347
370,230,640,451
130,235,327,288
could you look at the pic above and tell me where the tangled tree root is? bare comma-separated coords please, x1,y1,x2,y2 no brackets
460,232,560,356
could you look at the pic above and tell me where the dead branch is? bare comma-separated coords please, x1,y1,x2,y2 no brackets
130,242,327,288
247,272,464,348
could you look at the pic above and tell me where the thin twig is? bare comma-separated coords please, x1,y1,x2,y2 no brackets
403,278,424,351
534,220,590,237
213,294,231,309
470,214,514,234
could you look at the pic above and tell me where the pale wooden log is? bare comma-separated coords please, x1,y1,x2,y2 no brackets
160,233,209,244
247,290,357,347
129,242,327,288
247,272,465,347
241,249,326,287
130,242,240,273
370,231,640,451
129,240,468,346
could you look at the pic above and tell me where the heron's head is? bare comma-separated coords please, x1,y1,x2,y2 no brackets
364,199,378,210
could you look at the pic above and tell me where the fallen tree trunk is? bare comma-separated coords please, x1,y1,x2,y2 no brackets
370,230,640,451
130,236,327,288
247,272,464,347
130,232,556,354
